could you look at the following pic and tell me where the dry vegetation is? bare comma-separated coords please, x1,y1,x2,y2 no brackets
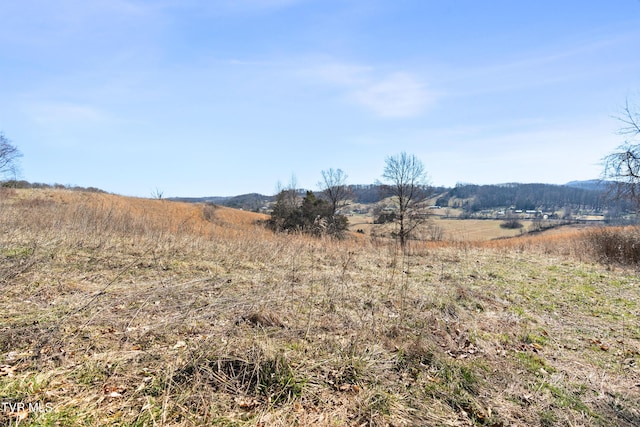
1,188,639,426
350,215,550,242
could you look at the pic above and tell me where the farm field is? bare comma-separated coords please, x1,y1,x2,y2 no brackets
421,218,524,241
350,215,554,242
1,188,639,426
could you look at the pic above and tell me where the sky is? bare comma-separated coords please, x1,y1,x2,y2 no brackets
1,0,640,198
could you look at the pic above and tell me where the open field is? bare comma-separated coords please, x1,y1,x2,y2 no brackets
1,188,639,426
349,215,563,242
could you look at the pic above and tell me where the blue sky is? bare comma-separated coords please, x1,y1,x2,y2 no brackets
1,0,639,197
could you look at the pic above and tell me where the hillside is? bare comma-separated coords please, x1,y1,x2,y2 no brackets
1,188,639,426
172,181,628,221
434,183,607,213
170,193,273,212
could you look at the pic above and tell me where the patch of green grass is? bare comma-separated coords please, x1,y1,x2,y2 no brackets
509,305,527,318
1,245,35,259
257,354,306,405
0,372,50,400
424,357,480,400
21,407,95,427
520,331,549,346
497,332,511,345
515,351,555,375
364,389,395,416
539,409,557,426
70,361,111,386
138,374,166,398
541,382,591,414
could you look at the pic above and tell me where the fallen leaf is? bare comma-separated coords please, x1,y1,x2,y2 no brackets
426,375,441,383
103,384,126,397
338,384,361,392
235,397,260,409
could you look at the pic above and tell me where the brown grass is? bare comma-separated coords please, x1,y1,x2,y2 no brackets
351,215,578,242
0,188,639,426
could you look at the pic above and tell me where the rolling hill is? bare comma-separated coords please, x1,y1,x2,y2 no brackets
0,187,638,426
171,181,622,217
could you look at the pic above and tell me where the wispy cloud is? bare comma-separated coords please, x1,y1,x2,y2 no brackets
351,72,434,118
302,60,436,118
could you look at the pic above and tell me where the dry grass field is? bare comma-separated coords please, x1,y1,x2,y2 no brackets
1,188,639,426
349,215,544,242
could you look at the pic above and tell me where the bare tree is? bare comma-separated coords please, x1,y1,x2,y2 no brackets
275,175,300,212
151,187,164,200
379,152,431,248
603,97,640,208
0,132,22,180
318,168,351,238
319,168,350,215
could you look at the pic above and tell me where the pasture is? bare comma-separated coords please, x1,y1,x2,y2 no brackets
349,216,528,242
0,188,638,426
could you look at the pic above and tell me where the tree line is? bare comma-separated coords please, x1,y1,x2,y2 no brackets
436,183,610,213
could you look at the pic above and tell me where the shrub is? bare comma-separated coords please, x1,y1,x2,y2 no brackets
201,202,218,222
267,190,348,237
500,219,523,229
583,226,640,265
374,212,396,224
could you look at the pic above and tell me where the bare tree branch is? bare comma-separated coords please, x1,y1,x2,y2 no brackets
616,98,640,137
0,133,22,179
319,168,351,215
603,97,640,208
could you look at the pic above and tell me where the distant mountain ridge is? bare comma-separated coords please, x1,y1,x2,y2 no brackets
564,179,609,191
